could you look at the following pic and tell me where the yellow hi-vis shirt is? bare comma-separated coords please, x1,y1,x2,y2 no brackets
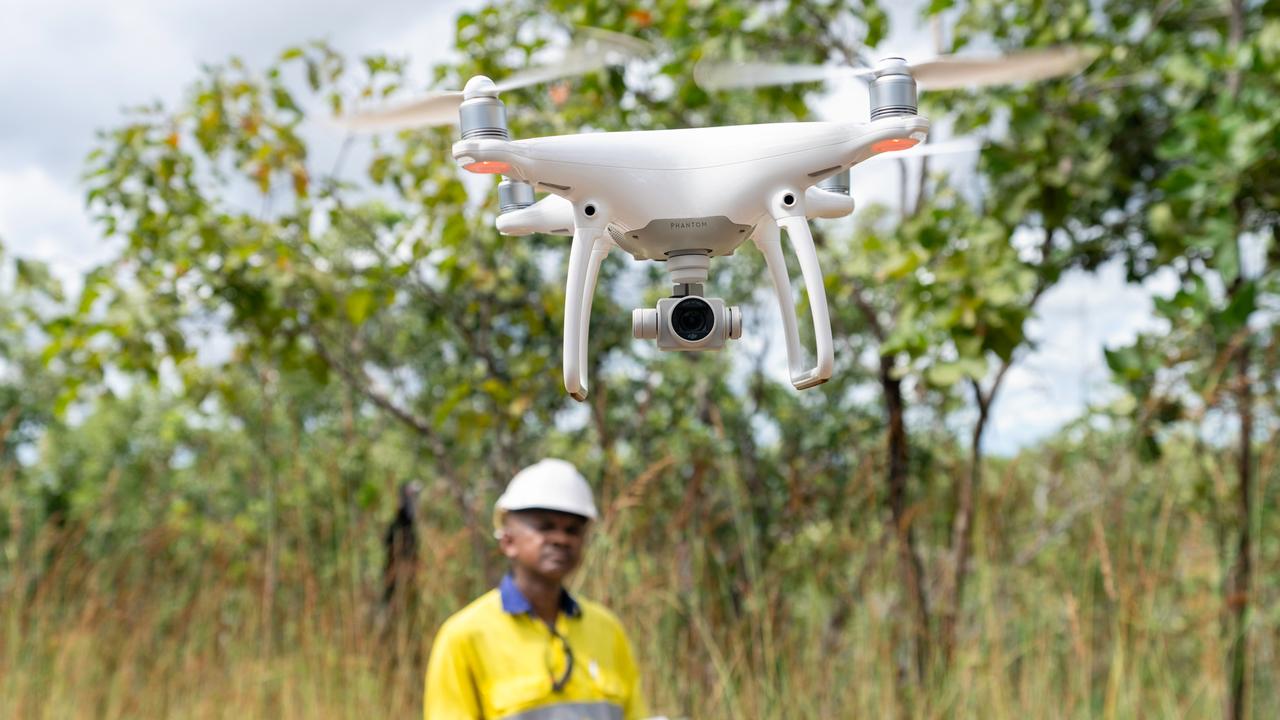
424,575,646,720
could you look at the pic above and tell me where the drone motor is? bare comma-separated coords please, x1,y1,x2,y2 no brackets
498,179,535,213
869,57,918,120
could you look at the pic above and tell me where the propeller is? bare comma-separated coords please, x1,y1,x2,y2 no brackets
340,27,656,131
694,46,1094,93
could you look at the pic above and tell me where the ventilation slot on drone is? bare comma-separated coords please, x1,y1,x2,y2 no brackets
460,127,511,140
870,105,917,121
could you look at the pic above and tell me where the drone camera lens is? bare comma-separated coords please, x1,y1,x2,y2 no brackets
783,193,795,207
671,297,715,343
584,204,596,217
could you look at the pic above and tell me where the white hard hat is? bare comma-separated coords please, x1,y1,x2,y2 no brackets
495,458,598,523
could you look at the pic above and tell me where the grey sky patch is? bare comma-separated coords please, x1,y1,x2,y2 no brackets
0,0,472,277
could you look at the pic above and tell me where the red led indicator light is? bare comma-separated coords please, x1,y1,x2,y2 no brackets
463,160,512,174
871,137,920,154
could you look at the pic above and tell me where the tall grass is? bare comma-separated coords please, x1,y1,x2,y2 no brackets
2,436,1276,719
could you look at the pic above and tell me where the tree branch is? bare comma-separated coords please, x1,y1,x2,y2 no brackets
308,324,444,454
849,279,887,342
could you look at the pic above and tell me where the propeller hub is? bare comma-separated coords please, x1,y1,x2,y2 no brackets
462,75,500,99
869,57,917,121
459,75,509,140
873,57,910,77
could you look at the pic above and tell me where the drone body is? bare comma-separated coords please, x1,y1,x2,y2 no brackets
454,104,929,400
342,35,1090,402
459,117,926,250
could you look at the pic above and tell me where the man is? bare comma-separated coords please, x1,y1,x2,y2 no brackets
424,459,647,720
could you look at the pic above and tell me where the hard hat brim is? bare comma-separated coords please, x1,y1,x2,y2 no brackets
493,506,596,538
504,506,594,521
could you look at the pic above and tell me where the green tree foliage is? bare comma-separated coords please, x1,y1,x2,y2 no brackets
1,250,55,458
948,1,1280,716
2,0,1279,717
1095,3,1278,716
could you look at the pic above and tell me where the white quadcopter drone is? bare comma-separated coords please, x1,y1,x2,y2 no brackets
345,31,1090,401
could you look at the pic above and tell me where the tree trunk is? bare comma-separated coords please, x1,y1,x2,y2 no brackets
1227,343,1253,720
941,361,1014,662
880,354,930,682
941,381,988,662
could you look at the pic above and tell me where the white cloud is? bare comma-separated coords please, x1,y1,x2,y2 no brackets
0,1,193,175
0,165,106,284
983,260,1172,454
0,0,474,281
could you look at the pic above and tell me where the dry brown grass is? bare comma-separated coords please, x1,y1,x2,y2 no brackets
3,449,1276,719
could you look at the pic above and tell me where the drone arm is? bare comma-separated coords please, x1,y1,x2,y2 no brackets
495,194,576,236
804,186,856,219
758,192,834,389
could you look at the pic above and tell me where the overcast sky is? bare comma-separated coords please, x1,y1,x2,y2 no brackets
0,0,1170,455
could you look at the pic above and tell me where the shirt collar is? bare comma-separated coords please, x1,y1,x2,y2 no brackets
499,573,582,618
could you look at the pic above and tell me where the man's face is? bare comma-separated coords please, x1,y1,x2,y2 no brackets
500,509,589,582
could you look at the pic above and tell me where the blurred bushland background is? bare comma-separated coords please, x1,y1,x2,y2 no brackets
2,0,1279,718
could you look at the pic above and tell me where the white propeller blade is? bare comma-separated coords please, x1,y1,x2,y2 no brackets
692,61,860,91
339,91,465,130
570,25,656,63
339,27,655,131
693,46,1092,93
912,46,1096,90
493,26,656,91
